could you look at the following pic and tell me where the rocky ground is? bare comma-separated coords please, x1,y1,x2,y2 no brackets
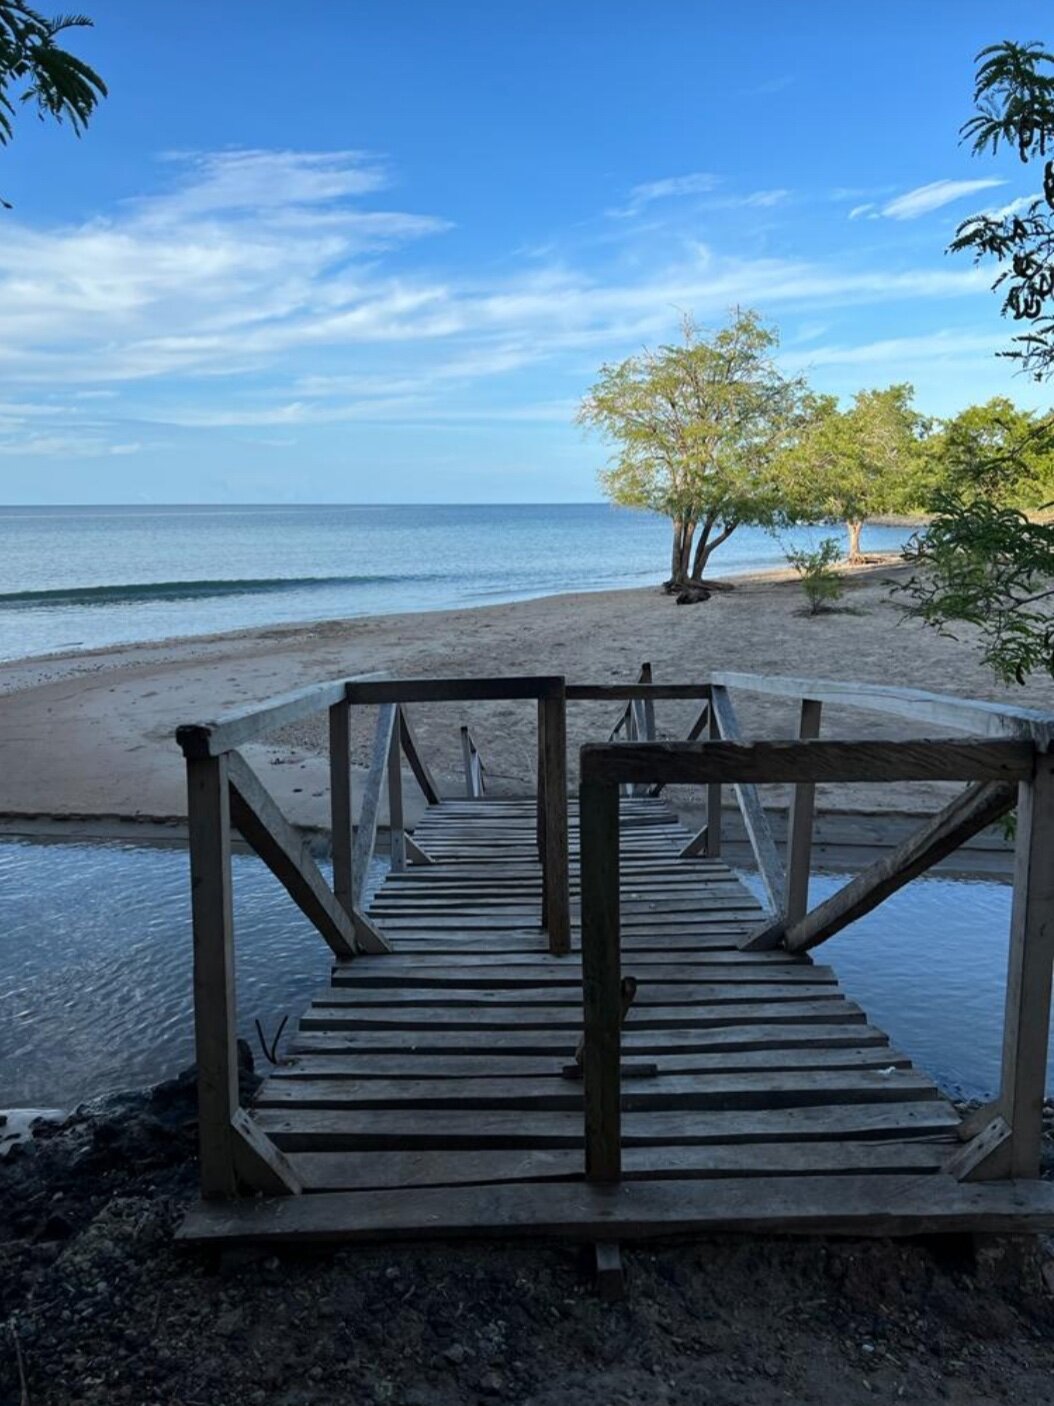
4,1061,1054,1406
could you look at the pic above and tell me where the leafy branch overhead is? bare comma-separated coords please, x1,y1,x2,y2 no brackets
951,40,1054,379
0,3,106,204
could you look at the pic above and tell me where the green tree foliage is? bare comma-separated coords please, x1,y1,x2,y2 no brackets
899,42,1054,683
921,397,1054,508
0,4,106,205
785,537,845,615
778,384,925,561
579,310,810,587
950,41,1054,380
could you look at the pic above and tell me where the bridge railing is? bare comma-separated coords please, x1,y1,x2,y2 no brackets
578,680,1054,1187
176,672,572,1199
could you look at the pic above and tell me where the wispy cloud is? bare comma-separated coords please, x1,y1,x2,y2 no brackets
878,178,1005,220
608,171,718,218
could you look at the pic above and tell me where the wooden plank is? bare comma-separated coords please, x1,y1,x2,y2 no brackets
177,677,350,758
186,752,239,1198
540,688,571,955
275,1046,910,1080
785,697,822,924
328,699,354,918
286,1139,949,1192
331,956,821,982
460,725,479,800
253,1101,960,1151
399,707,441,805
403,834,434,866
943,1115,1012,1182
254,1068,938,1112
352,703,397,910
711,670,1054,744
226,750,358,961
566,684,711,701
290,1020,888,1058
179,1173,1054,1244
755,780,1019,954
999,753,1054,1177
708,685,785,912
580,738,1036,788
579,777,622,1181
313,979,842,1006
346,676,564,705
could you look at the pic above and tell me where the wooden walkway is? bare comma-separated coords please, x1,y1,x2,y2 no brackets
181,792,1054,1245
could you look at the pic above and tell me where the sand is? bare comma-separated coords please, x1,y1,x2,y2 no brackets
0,558,1051,834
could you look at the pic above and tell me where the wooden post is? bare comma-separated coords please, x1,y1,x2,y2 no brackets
186,752,239,1199
998,750,1054,1177
536,698,548,900
704,702,722,857
388,708,406,873
328,697,353,916
540,686,571,955
460,725,475,799
580,776,621,1182
785,698,822,924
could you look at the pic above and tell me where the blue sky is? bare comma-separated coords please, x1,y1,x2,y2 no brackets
0,0,1050,503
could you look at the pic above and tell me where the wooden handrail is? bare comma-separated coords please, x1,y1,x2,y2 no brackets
353,704,398,908
712,671,1054,743
577,725,1052,1184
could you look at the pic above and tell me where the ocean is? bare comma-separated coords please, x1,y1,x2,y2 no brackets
0,503,914,663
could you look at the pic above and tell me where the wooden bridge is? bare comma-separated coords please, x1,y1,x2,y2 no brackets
176,672,1054,1251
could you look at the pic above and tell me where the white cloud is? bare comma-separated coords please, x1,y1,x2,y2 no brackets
880,178,1005,220
609,171,719,218
848,203,874,220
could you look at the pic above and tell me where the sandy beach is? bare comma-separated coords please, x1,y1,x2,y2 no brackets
0,556,1050,835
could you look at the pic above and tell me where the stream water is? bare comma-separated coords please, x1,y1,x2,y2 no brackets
0,838,1033,1109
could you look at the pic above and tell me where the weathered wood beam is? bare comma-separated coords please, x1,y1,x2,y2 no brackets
580,777,622,1182
404,834,434,866
387,716,406,874
649,701,709,799
398,707,441,805
226,750,358,961
231,1108,303,1195
709,686,785,913
328,699,353,918
353,704,398,911
347,676,564,705
712,671,1054,744
942,1115,1011,1182
177,678,350,758
785,698,823,924
540,687,571,955
580,737,1035,788
567,683,711,701
744,780,1017,954
999,753,1054,1177
186,752,240,1199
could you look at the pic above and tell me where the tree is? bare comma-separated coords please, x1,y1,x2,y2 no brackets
950,41,1054,380
579,310,809,588
0,4,106,205
898,42,1054,683
922,397,1054,508
778,384,925,562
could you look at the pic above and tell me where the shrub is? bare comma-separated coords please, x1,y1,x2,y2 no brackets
786,537,845,615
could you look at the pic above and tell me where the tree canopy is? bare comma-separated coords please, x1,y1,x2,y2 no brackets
950,40,1054,379
777,383,925,560
0,3,106,204
579,309,810,587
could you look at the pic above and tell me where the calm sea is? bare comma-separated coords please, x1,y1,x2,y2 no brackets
0,504,913,663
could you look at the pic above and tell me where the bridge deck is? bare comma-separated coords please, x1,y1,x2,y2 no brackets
180,796,1054,1245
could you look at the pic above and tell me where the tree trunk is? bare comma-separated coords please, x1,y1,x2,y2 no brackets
846,520,863,563
691,519,738,580
669,519,695,587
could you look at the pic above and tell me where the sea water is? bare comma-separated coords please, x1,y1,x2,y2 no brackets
0,504,912,662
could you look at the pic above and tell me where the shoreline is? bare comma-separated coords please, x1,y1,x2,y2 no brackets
0,551,905,679
0,554,1050,835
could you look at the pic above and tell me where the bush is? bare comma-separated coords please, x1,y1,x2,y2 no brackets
786,537,845,614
